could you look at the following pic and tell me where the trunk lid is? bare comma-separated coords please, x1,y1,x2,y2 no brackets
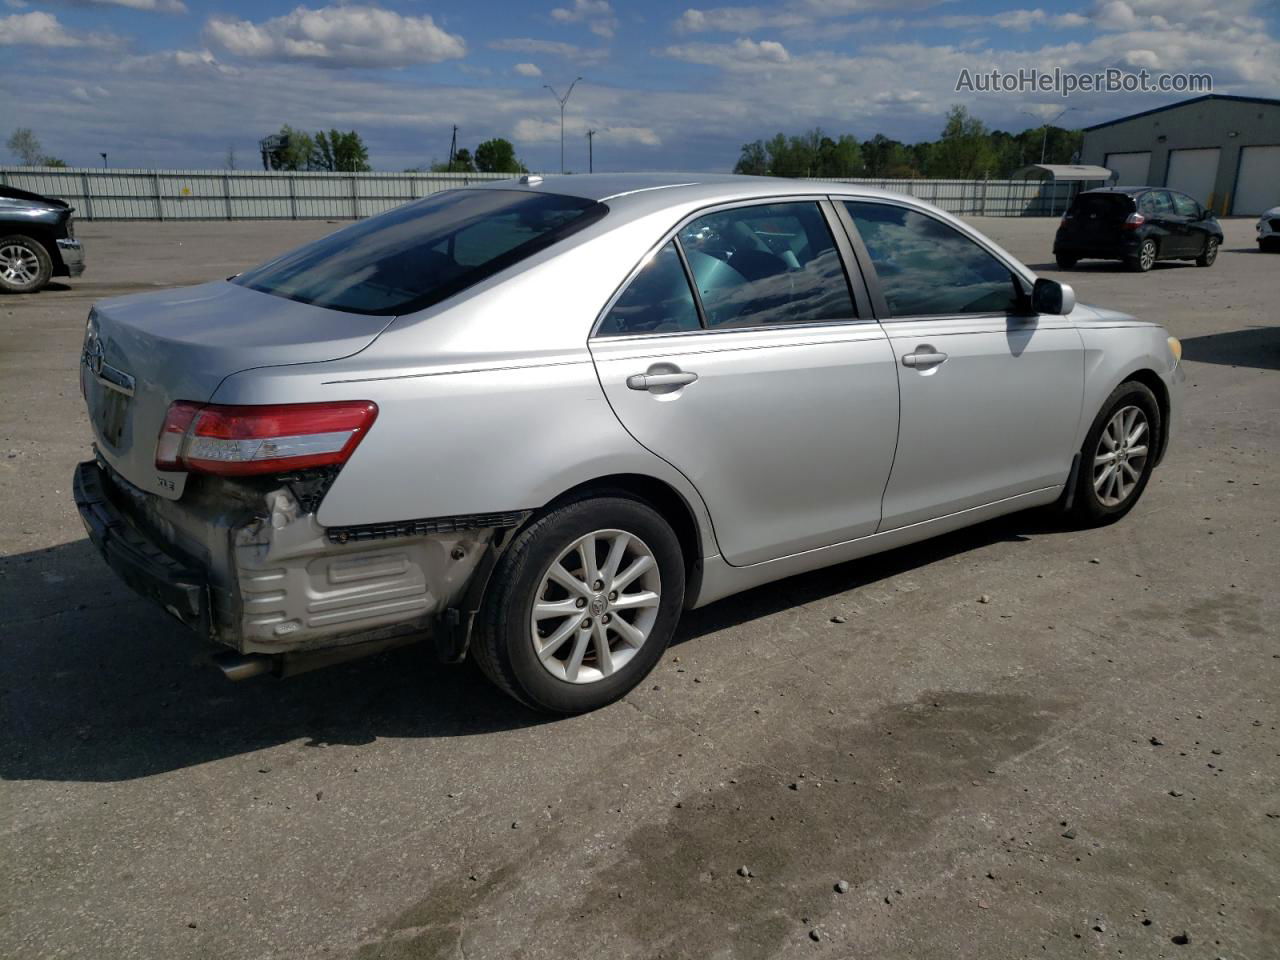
83,280,392,500
1062,193,1135,240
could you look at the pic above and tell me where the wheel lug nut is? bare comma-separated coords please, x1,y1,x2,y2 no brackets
593,580,604,591
575,597,587,608
608,591,617,601
582,618,592,628
602,613,611,624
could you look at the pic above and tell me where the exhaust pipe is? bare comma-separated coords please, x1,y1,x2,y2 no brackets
213,652,273,681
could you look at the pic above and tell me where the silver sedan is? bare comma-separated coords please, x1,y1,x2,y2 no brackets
74,174,1184,713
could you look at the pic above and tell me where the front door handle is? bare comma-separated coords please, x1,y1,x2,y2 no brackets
627,371,698,390
901,349,948,369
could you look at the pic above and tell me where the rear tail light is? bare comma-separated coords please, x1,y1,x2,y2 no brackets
156,400,378,476
1122,212,1146,230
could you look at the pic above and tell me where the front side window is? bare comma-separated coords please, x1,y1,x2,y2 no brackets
676,202,855,329
235,189,605,315
597,241,701,337
843,201,1022,317
1170,192,1199,217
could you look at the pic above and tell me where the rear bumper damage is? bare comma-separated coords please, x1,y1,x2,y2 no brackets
73,458,526,673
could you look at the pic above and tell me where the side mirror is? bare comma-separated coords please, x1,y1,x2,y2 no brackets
1032,277,1075,316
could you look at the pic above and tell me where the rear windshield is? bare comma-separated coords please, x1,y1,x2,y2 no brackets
1070,193,1135,219
234,189,606,315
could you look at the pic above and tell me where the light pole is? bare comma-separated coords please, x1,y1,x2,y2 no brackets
1021,107,1074,164
586,129,596,173
544,77,582,174
100,152,108,169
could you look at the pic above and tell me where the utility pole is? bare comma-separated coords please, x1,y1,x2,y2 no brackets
586,129,596,173
1021,107,1074,164
544,77,582,174
447,125,458,172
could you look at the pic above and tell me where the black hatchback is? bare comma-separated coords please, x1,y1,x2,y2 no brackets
1053,187,1224,273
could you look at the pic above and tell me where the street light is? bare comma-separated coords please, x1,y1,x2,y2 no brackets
1021,107,1074,164
544,77,583,174
100,152,108,169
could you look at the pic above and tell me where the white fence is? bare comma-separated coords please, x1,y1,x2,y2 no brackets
0,167,513,220
0,167,1091,220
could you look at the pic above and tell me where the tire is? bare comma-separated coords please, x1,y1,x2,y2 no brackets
1055,254,1078,269
0,235,53,294
471,495,685,714
1195,236,1219,267
1126,238,1157,273
1068,380,1162,527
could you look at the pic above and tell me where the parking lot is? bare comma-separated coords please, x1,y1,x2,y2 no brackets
2,214,1276,959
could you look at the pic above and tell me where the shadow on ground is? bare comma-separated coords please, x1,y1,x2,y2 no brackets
1,509,1058,784
1180,326,1280,372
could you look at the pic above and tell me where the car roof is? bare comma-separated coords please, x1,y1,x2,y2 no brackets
465,172,914,213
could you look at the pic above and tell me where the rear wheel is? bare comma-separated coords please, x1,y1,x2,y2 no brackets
0,235,52,293
1127,238,1157,273
1195,236,1219,267
472,495,685,714
1068,381,1161,526
1055,254,1078,269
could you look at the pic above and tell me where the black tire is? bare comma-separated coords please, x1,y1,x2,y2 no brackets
1055,254,1078,269
471,495,685,714
0,234,53,294
1068,380,1162,527
1195,236,1219,267
1126,238,1157,273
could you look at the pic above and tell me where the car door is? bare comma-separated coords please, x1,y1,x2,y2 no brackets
837,199,1084,531
1143,190,1186,255
1169,191,1208,255
589,198,900,567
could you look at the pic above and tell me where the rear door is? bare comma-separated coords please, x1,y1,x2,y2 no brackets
1139,190,1186,255
590,198,900,567
837,200,1083,530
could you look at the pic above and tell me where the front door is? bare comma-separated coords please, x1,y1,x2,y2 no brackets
839,200,1084,530
590,200,900,567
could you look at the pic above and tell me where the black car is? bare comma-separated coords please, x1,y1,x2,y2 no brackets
1053,186,1223,273
0,185,85,294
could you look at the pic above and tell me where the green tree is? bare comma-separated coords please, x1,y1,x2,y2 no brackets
262,125,316,171
927,105,997,178
814,134,863,178
733,140,768,176
451,147,477,173
311,130,371,172
474,138,526,173
7,128,65,167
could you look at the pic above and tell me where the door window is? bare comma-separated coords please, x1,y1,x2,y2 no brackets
1143,191,1176,216
843,201,1022,317
676,202,856,329
596,241,702,337
1170,192,1200,218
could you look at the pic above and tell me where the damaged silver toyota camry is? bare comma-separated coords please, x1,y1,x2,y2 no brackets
75,174,1183,713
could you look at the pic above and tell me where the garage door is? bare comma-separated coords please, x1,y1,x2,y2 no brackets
1165,148,1220,207
1104,152,1151,185
1232,145,1280,215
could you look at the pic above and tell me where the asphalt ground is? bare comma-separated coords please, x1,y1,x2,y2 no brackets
1,214,1277,959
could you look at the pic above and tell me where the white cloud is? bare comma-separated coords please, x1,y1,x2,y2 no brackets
0,11,119,47
514,62,543,77
934,9,1091,31
513,117,660,147
661,36,791,65
75,0,188,12
488,36,610,65
550,0,617,38
203,5,466,69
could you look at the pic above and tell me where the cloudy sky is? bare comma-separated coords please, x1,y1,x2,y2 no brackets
1,0,1277,172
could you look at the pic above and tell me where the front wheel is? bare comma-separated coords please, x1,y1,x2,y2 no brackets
1055,254,1078,269
1127,238,1157,273
1068,381,1162,526
1196,236,1219,267
471,495,685,714
0,235,53,293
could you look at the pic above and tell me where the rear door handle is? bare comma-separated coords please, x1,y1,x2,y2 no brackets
627,371,698,390
901,350,948,369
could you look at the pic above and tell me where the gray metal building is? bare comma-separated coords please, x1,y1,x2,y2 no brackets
1080,94,1280,216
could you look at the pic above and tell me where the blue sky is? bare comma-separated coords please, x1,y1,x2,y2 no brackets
1,0,1277,171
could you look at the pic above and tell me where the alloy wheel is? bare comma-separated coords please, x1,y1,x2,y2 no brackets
1139,241,1156,271
1093,405,1150,506
0,244,39,287
1203,238,1218,264
529,529,662,684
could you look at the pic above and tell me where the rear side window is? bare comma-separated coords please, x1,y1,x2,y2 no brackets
676,202,855,329
234,189,606,315
1170,192,1200,217
597,241,701,337
1072,193,1136,220
1140,191,1175,216
844,201,1021,317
